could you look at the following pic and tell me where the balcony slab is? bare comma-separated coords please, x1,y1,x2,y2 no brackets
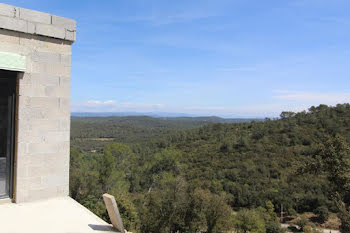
0,196,118,233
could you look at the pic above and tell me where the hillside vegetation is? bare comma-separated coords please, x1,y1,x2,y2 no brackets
70,104,350,233
71,116,259,152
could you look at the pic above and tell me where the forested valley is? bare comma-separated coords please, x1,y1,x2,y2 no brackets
70,104,350,233
70,116,258,152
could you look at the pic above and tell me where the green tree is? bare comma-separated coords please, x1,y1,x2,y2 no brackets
99,148,115,193
111,193,140,232
318,136,350,232
140,175,189,233
261,201,283,233
104,143,135,169
193,189,233,233
280,111,295,119
70,149,100,201
234,209,266,233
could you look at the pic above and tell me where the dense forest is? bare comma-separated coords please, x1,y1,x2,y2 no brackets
71,116,259,152
70,104,350,233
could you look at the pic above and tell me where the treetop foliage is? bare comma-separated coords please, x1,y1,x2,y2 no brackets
70,104,350,232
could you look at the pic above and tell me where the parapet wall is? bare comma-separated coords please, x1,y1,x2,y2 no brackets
0,3,76,41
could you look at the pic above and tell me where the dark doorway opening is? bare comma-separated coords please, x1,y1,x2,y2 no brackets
0,70,17,199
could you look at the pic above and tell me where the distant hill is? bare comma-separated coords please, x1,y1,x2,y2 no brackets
72,115,261,124
72,112,196,117
157,116,262,123
70,115,263,152
71,112,264,120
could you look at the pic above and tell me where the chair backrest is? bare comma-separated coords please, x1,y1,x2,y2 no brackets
102,193,125,233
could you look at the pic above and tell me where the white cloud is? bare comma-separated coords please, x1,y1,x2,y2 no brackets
273,90,350,103
71,90,350,118
103,100,117,105
85,100,116,106
72,100,164,113
106,9,217,26
72,100,312,118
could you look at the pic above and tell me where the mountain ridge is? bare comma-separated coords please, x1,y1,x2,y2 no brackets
71,112,264,122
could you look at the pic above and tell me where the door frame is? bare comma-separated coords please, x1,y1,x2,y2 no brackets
0,71,17,200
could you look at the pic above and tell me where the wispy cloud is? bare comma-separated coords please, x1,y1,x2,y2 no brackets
85,100,117,106
147,35,243,54
90,9,218,26
184,106,226,111
182,104,309,118
72,100,164,112
273,90,350,103
218,66,257,72
150,11,217,26
72,98,345,118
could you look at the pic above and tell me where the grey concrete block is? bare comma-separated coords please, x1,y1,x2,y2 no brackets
44,86,70,98
30,73,60,86
0,29,20,44
0,15,27,33
65,29,75,41
35,23,65,40
42,174,67,188
19,8,51,24
59,98,70,109
44,131,70,143
28,97,59,108
0,5,76,42
14,7,19,18
52,15,76,31
27,143,60,155
59,119,70,131
31,62,71,77
59,77,71,88
31,51,61,63
27,21,35,34
31,62,47,74
19,119,60,134
19,84,46,97
0,3,16,17
19,34,72,54
60,54,71,65
103,194,125,233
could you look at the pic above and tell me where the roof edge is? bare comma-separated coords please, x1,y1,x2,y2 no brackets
0,3,76,42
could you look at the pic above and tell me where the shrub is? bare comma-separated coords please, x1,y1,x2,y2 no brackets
296,216,309,231
303,225,313,233
265,220,284,233
313,206,329,223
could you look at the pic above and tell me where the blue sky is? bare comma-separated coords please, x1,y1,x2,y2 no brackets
4,0,350,117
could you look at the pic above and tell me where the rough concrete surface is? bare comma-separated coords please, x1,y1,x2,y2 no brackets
0,197,119,233
103,193,125,233
0,3,76,41
0,3,75,202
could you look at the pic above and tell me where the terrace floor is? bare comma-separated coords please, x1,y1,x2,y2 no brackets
0,196,118,233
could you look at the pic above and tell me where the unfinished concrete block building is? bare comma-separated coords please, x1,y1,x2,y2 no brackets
0,3,75,203
0,4,119,232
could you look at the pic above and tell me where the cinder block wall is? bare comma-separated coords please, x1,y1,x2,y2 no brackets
0,3,76,202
